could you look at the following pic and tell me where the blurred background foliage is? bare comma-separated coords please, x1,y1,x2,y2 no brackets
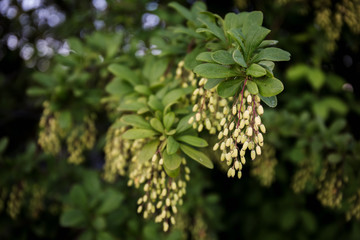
1,0,360,239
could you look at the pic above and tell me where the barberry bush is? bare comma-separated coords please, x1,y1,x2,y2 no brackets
1,0,360,239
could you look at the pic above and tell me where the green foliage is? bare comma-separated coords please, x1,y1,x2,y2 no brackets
1,0,360,240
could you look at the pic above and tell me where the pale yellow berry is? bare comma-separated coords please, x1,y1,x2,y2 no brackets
220,142,226,150
188,116,194,124
195,113,201,121
192,104,199,112
246,127,253,136
258,133,264,142
242,141,249,150
232,106,237,115
260,124,266,133
218,131,223,139
213,143,219,151
152,154,158,163
247,95,252,103
137,205,143,213
255,116,261,126
163,222,169,232
224,128,229,136
238,171,242,179
241,156,246,164
220,118,226,126
257,105,264,115
256,145,261,155
243,110,250,119
251,150,256,160
235,160,240,170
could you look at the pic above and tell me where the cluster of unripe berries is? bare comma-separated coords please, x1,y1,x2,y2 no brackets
189,78,267,179
129,151,189,232
104,123,134,182
317,168,345,209
38,101,96,165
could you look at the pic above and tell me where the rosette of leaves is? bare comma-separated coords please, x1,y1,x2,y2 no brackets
170,4,290,107
106,56,214,174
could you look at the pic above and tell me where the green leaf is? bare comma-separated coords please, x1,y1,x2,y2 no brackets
163,112,175,130
69,185,87,209
260,95,277,108
93,216,106,231
26,87,48,96
163,151,182,170
327,154,341,164
96,232,115,240
244,25,270,60
167,136,180,155
162,89,184,107
60,209,85,227
163,163,180,178
0,137,9,154
259,61,275,71
82,171,101,195
254,77,284,97
97,189,123,214
198,14,226,42
184,47,203,70
322,97,348,115
194,63,239,79
118,101,147,112
58,111,72,130
150,118,164,133
180,144,213,169
143,57,169,85
224,12,243,31
228,29,245,51
67,38,84,55
211,50,235,65
242,11,263,35
259,40,278,48
306,68,325,90
32,72,56,88
177,135,208,147
176,114,194,133
122,129,158,139
121,115,151,129
105,79,132,98
138,140,159,163
217,79,242,98
233,49,247,68
204,78,224,90
246,63,267,77
253,47,290,62
196,52,215,63
246,81,259,94
108,64,140,86
134,85,152,95
169,2,196,23
148,95,164,111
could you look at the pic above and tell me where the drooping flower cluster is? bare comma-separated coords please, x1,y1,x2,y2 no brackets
189,78,267,179
129,151,190,232
38,101,62,155
317,167,345,208
103,121,140,182
292,164,316,193
38,101,96,164
346,189,360,221
250,144,277,187
188,78,229,135
67,115,96,164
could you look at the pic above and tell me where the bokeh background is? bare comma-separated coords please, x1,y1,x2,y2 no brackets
1,0,360,239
